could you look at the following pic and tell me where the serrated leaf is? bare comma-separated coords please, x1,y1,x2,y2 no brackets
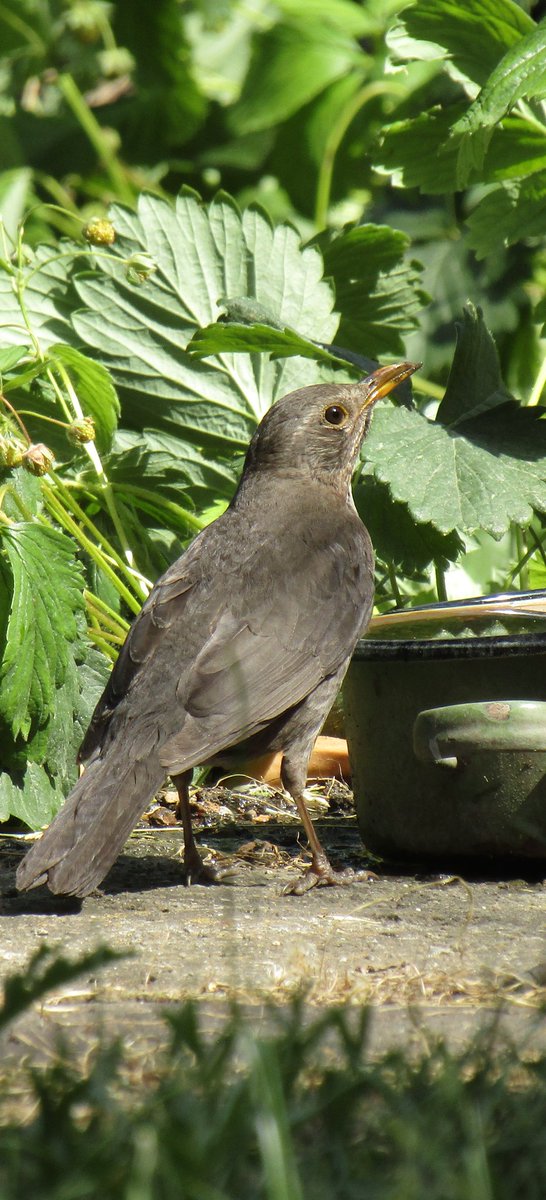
0,471,42,520
364,402,546,538
48,343,120,452
378,109,546,194
387,0,534,89
354,474,464,572
0,524,86,738
111,431,238,503
71,191,342,458
228,22,361,135
0,243,80,351
449,20,546,186
320,224,428,355
466,174,546,258
437,305,512,425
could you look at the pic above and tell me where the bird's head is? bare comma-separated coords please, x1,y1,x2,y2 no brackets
242,362,420,496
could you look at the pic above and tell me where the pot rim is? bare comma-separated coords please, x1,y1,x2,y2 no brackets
352,631,546,662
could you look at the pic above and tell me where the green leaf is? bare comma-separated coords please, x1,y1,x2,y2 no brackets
71,190,342,457
228,21,362,135
355,474,464,572
0,763,66,829
0,243,79,351
275,0,377,36
364,303,546,537
0,344,29,374
48,343,120,452
0,168,32,243
387,0,534,89
320,224,428,356
465,174,546,258
0,523,86,738
187,321,347,367
449,20,546,186
0,520,110,827
364,401,546,538
378,109,546,194
437,305,512,425
111,432,238,504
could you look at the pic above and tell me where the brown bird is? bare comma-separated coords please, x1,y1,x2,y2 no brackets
16,361,419,898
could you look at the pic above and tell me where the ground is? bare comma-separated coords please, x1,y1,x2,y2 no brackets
1,783,546,1072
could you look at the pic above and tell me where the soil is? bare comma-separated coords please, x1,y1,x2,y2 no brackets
1,783,546,1070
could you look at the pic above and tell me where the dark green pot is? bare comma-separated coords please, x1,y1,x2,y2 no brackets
343,630,546,861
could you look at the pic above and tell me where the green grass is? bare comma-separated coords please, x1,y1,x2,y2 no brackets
1,948,546,1199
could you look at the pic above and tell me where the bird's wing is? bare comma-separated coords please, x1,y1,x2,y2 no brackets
160,532,371,774
79,565,197,761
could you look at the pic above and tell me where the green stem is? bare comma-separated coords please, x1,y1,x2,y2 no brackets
412,377,445,402
42,486,142,616
515,526,529,591
48,473,150,599
0,3,45,53
528,352,546,406
110,483,204,534
83,588,131,635
57,73,134,204
387,561,403,607
14,229,44,360
315,79,405,230
516,100,546,137
23,246,122,288
86,627,118,661
434,561,448,602
51,361,147,587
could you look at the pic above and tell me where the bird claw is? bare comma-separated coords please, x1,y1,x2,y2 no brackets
182,849,236,886
283,859,378,896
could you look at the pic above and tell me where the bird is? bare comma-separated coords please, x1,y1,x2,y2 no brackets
16,361,419,898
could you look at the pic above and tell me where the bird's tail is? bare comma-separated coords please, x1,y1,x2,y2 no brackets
16,751,166,897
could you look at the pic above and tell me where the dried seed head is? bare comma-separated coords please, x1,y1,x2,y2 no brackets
22,443,55,476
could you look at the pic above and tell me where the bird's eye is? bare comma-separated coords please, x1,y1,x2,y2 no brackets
323,404,348,427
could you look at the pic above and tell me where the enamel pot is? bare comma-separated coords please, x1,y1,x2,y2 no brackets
343,629,546,862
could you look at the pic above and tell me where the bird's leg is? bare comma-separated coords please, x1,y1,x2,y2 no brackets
172,771,225,885
280,753,376,895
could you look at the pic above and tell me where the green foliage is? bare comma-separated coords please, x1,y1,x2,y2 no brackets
0,0,545,824
2,949,546,1199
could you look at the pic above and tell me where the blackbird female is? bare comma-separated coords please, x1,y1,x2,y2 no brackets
17,361,419,897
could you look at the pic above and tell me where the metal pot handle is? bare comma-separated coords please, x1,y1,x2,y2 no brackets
413,699,546,769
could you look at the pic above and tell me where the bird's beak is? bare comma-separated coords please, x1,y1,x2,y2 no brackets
360,361,421,410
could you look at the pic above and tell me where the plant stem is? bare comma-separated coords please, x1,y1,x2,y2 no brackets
528,353,546,406
315,80,405,230
86,626,118,660
42,486,142,615
412,377,445,402
47,474,150,599
387,561,403,607
57,73,134,205
83,588,130,636
110,483,204,534
51,361,147,586
434,561,448,602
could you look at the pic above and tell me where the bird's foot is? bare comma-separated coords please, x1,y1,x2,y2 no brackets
182,846,236,886
284,855,377,896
